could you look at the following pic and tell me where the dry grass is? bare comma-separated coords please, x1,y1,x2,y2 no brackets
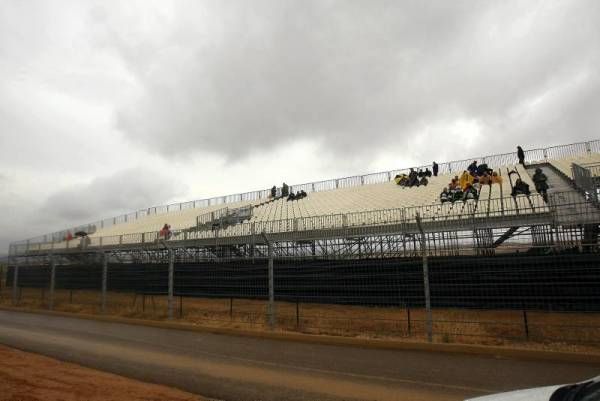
2,287,600,354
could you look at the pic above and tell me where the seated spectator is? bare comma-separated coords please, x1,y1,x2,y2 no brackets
459,171,474,191
472,177,481,192
159,224,172,239
424,168,432,177
287,192,296,201
491,172,503,185
532,168,549,202
467,161,478,176
299,190,307,199
440,188,450,203
417,169,424,178
451,188,464,203
407,169,419,187
511,178,530,196
270,185,277,198
479,172,492,186
462,183,479,201
476,163,492,176
448,176,459,190
394,174,408,186
419,176,429,186
282,182,289,197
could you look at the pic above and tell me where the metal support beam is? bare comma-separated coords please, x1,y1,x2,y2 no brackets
168,249,174,320
49,257,56,310
261,231,275,329
12,264,19,306
101,253,108,313
416,213,433,343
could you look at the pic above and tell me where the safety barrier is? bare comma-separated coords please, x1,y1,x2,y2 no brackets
12,139,599,247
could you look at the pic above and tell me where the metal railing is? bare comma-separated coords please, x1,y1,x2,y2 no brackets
14,190,600,256
11,139,600,247
572,162,600,205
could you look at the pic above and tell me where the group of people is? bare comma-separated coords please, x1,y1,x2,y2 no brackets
440,162,503,203
287,190,307,201
394,167,433,188
508,168,549,201
271,183,308,202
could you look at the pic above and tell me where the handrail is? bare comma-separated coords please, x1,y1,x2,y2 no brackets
14,190,598,256
11,139,599,246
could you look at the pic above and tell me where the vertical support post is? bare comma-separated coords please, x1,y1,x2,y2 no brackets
12,264,19,306
522,309,529,340
49,257,56,310
261,231,275,330
416,213,433,343
168,249,174,320
296,298,300,329
407,307,412,336
230,297,233,321
101,253,108,313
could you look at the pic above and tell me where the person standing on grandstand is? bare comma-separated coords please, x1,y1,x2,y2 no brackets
270,185,277,198
432,162,439,177
532,168,549,202
517,146,525,165
282,182,289,197
160,224,172,240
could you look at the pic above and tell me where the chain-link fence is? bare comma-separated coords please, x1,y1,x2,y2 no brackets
3,227,600,348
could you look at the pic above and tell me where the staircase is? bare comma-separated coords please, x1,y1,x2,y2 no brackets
525,163,600,225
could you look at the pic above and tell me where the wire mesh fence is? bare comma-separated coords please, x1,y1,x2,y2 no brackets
3,229,600,348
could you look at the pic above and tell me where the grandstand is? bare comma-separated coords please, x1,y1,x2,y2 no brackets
4,139,600,345
8,139,600,255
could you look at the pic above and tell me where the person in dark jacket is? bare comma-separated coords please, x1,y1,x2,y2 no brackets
424,168,432,177
476,163,492,176
270,185,277,198
532,168,549,202
467,161,478,176
408,169,419,187
511,178,530,196
432,162,439,177
517,146,525,165
282,182,289,197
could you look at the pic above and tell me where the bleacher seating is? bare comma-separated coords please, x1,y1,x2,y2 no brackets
15,147,600,253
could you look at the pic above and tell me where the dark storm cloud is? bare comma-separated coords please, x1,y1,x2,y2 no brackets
41,168,186,223
107,1,600,159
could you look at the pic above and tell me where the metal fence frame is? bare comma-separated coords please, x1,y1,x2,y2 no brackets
11,139,600,247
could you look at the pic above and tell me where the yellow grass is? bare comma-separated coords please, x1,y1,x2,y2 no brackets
2,287,600,354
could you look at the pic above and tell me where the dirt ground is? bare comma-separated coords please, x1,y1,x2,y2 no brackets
0,345,208,401
2,287,600,354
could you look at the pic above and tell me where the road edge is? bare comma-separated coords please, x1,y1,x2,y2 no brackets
1,305,599,365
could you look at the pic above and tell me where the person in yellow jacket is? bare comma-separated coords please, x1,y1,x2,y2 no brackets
459,170,474,191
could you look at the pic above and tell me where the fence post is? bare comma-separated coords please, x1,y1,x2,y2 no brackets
522,309,529,340
11,263,19,306
101,253,108,313
261,231,276,329
49,257,56,310
416,213,433,343
168,249,174,320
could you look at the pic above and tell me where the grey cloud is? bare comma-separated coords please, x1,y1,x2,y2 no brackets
40,167,186,223
103,1,600,160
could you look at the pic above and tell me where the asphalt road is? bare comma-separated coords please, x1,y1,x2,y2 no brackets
0,310,598,401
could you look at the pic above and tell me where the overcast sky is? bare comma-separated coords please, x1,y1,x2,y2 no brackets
1,0,599,252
